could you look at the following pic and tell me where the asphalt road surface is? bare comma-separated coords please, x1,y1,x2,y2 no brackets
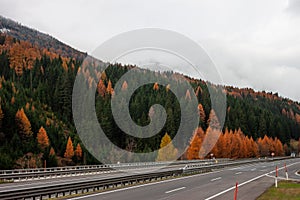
68,158,300,200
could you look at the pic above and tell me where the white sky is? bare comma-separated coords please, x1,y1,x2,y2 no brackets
1,0,300,101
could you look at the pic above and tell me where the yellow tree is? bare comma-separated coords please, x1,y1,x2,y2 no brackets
156,133,178,161
15,108,33,139
64,137,74,159
75,143,83,160
37,126,50,150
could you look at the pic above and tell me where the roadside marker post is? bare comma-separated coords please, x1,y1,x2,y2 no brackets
234,182,238,200
284,163,288,180
275,166,278,188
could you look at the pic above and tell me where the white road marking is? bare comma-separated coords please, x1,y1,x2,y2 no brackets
211,177,222,182
205,161,300,200
251,168,256,171
235,172,242,175
68,169,226,199
165,187,186,194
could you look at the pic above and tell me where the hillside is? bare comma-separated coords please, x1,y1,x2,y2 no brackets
0,16,86,60
0,16,299,169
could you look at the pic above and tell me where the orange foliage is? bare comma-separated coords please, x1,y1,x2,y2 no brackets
37,126,50,150
15,108,33,139
207,109,220,129
121,81,128,91
198,104,206,122
64,137,74,159
75,143,83,159
186,127,205,159
11,96,15,105
153,82,159,91
185,89,191,101
49,147,56,156
107,80,114,95
97,79,106,97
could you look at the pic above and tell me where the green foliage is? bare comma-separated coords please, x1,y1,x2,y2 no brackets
0,19,300,169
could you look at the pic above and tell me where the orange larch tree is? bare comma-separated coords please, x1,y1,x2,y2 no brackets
198,104,206,122
106,79,114,95
121,81,128,91
64,137,74,159
97,79,106,97
37,126,50,150
185,89,191,101
75,143,83,160
186,127,204,160
207,109,220,129
49,147,56,156
15,108,33,139
274,137,284,156
153,82,159,91
9,42,24,78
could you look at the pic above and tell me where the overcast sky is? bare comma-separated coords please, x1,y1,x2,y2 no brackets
1,0,300,101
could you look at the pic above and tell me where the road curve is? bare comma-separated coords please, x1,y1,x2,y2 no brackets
67,158,300,200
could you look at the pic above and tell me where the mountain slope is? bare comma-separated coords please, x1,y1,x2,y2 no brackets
0,16,299,169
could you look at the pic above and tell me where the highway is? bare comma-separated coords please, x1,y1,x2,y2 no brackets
68,158,300,200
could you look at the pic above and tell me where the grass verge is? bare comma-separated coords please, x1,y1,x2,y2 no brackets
257,180,300,200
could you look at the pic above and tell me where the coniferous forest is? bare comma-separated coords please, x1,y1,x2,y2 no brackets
0,16,300,169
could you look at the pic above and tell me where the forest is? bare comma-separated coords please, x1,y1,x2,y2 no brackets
0,16,300,169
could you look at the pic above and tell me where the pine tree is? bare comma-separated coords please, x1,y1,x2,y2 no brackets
75,143,83,159
37,126,50,150
64,137,74,159
15,108,33,139
156,133,178,161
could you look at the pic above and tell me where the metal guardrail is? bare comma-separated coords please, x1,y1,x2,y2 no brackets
0,170,183,200
0,159,231,181
0,157,293,200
